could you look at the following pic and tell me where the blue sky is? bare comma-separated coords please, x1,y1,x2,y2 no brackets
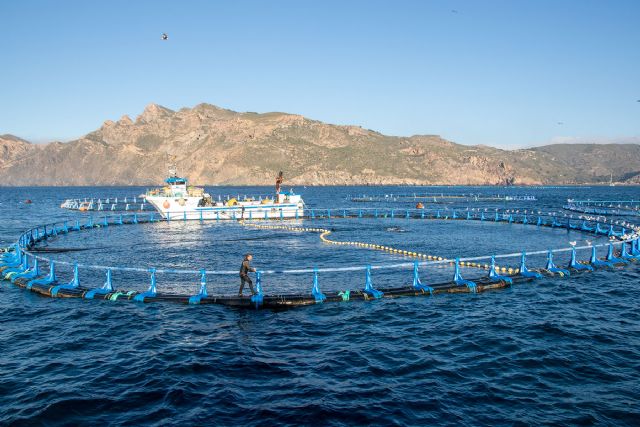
1,0,639,148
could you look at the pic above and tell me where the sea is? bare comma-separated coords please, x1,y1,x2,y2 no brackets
0,185,639,426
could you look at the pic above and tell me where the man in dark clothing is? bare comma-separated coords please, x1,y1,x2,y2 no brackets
239,253,256,296
275,171,284,195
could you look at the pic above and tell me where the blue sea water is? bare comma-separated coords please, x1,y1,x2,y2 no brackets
0,185,639,426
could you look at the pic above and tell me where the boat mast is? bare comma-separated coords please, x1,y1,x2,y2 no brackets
166,154,178,178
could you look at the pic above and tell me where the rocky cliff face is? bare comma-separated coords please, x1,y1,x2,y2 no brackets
1,104,639,186
0,134,34,168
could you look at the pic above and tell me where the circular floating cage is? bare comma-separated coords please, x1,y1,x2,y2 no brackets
2,201,639,310
564,199,640,217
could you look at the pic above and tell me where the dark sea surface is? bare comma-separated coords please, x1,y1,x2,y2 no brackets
1,185,639,426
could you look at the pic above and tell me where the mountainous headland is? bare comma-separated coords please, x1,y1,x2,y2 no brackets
2,103,639,186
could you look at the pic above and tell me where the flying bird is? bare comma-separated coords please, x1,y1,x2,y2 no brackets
161,33,168,41
557,122,564,125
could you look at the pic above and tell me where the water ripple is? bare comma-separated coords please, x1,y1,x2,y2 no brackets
1,186,640,425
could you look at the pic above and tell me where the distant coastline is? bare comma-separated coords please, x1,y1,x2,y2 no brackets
2,103,639,187
1,183,638,189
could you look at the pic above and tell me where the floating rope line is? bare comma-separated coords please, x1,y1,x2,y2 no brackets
240,221,520,274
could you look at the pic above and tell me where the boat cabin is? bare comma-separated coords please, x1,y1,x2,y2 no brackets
165,176,188,198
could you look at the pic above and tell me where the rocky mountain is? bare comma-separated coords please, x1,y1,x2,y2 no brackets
0,134,34,168
528,144,640,184
1,103,639,186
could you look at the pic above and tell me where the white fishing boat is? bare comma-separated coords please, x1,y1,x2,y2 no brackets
144,167,304,220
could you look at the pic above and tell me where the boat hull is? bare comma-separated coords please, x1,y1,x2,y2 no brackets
145,196,304,220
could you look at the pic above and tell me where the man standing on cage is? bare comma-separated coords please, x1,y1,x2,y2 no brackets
239,253,257,296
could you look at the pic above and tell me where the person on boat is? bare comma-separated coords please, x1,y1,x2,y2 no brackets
238,253,256,296
275,171,284,195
